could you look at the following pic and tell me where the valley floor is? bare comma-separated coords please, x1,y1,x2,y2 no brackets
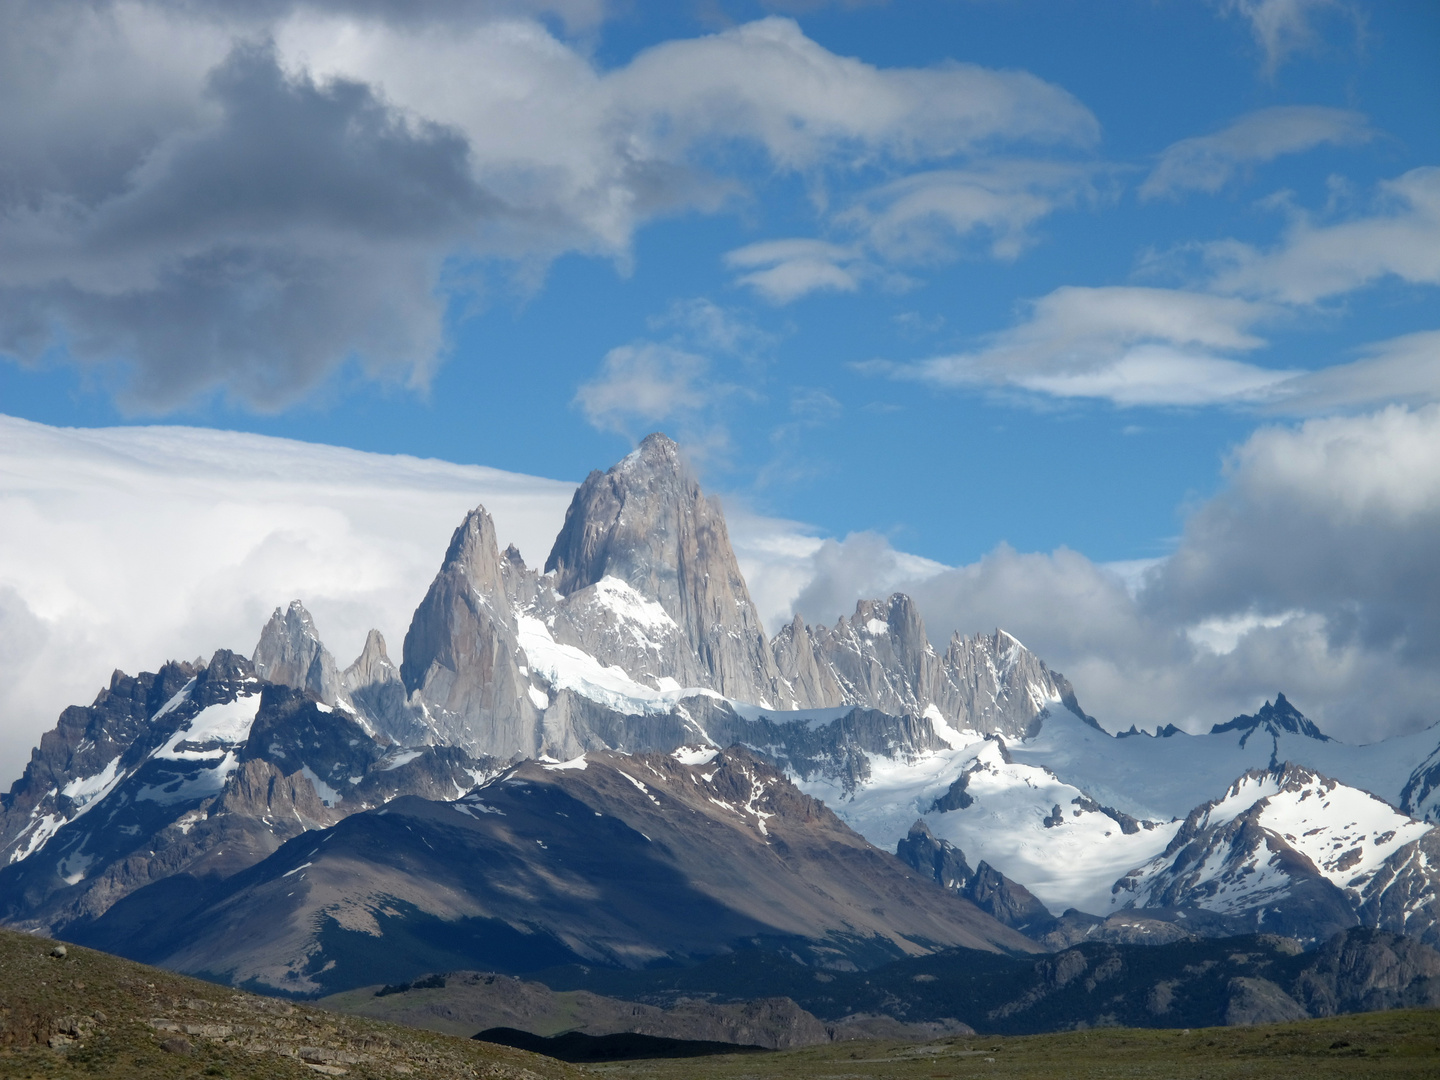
588,1011,1440,1080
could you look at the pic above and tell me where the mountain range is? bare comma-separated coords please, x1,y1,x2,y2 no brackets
4,432,1440,1028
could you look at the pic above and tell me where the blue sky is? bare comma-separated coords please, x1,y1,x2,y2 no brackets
1,0,1438,765
2,0,1434,565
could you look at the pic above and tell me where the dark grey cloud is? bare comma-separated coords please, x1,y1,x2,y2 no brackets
0,3,1098,411
0,40,493,409
1143,404,1440,664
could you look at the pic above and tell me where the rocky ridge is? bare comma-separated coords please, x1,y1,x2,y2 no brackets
67,745,1037,996
388,433,1089,763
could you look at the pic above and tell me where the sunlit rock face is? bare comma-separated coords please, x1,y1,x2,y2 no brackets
545,432,788,708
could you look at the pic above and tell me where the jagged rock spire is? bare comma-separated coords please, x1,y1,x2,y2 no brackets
545,433,784,706
401,505,539,756
252,600,342,705
1210,693,1330,744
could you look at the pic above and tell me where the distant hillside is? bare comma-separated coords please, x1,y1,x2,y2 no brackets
0,926,576,1080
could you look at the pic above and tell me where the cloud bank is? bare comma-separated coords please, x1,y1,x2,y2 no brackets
0,414,577,786
886,405,1440,744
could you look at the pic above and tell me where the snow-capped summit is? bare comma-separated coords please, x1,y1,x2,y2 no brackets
1111,762,1435,945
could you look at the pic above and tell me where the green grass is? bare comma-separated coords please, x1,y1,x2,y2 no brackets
3,923,1437,1078
586,1010,1440,1079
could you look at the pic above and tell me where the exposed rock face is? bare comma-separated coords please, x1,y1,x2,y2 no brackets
931,629,1079,740
896,819,974,891
1210,692,1331,745
777,603,1084,739
386,436,1088,764
0,643,504,941
84,744,1038,996
770,614,845,707
800,595,939,718
216,757,334,827
342,630,429,746
0,659,199,857
252,602,343,707
1400,739,1440,823
401,508,541,759
1356,826,1440,950
544,434,785,707
237,685,386,807
967,862,1054,932
1223,977,1309,1025
1291,926,1440,1016
895,820,1052,933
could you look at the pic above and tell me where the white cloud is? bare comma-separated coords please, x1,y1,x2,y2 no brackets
748,406,1440,743
1217,0,1352,74
880,286,1294,407
574,342,718,435
1266,329,1440,413
1207,166,1440,304
574,298,769,450
1141,106,1373,199
724,239,865,303
725,162,1099,303
607,17,1098,170
789,532,946,627
847,162,1099,262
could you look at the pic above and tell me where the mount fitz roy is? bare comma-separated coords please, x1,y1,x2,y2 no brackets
2,433,1440,1001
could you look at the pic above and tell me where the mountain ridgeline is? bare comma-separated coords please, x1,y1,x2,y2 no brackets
387,433,1085,762
5,431,1440,1025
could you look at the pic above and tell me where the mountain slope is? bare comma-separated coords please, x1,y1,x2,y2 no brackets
1109,764,1436,944
73,746,1038,996
0,622,500,939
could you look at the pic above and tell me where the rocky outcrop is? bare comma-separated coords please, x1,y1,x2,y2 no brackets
544,434,786,707
1291,926,1440,1016
342,630,430,746
1109,763,1436,946
779,603,1085,740
1400,738,1440,823
215,758,334,828
770,614,846,708
237,685,387,806
0,660,199,858
896,819,974,891
252,601,344,707
401,507,541,759
1209,692,1331,745
895,820,1053,933
1223,977,1309,1025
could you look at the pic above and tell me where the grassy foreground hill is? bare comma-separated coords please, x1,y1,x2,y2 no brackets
0,927,577,1080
